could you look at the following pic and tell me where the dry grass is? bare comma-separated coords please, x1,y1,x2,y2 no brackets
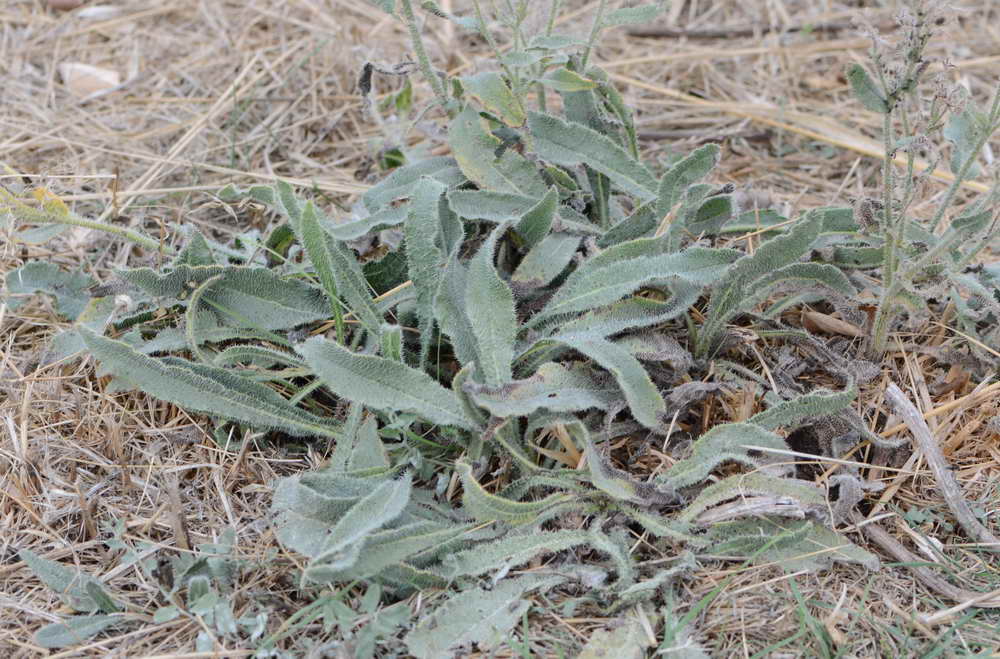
2,0,999,656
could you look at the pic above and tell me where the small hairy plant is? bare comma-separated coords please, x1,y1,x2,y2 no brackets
844,3,1000,355
5,0,999,655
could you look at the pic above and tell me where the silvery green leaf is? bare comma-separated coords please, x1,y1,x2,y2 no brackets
703,517,880,571
529,34,583,50
552,333,665,429
697,212,823,356
579,609,655,659
307,473,412,571
348,415,390,471
79,327,340,438
656,143,721,220
678,473,826,524
537,67,598,92
439,530,592,579
944,107,984,177
271,472,384,557
511,233,580,289
34,615,119,649
461,71,526,127
18,549,112,613
217,182,275,204
743,262,856,308
296,336,480,430
325,204,408,241
614,332,692,370
536,245,738,322
363,156,465,211
465,224,517,386
689,194,735,235
331,521,476,581
465,361,617,418
380,323,404,362
119,265,329,330
846,63,889,113
658,423,789,489
748,384,856,431
406,178,447,364
449,105,548,198
603,2,666,27
447,189,538,221
456,459,573,524
299,200,383,334
516,186,558,247
405,574,563,658
552,283,702,338
43,297,117,365
4,261,92,319
598,202,658,247
434,253,479,367
14,223,69,244
171,229,216,267
528,111,657,200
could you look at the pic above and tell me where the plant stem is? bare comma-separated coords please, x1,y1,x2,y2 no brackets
8,202,172,254
398,0,449,110
871,107,902,356
471,0,524,102
580,0,607,71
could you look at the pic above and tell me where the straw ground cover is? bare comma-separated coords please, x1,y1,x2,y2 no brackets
3,0,1000,656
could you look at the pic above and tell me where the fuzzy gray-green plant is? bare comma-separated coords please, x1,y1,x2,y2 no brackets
7,0,999,655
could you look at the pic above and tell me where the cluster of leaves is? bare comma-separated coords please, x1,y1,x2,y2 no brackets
19,522,407,656
6,0,999,655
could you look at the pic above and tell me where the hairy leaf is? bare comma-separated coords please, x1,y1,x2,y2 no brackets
19,549,115,613
536,245,738,322
552,333,665,429
465,224,517,386
306,473,412,578
658,423,789,489
943,106,983,177
461,71,526,127
678,473,826,524
80,327,341,438
296,336,479,430
439,530,591,579
405,178,447,364
405,574,563,657
697,212,823,356
364,156,466,211
119,265,329,330
456,459,573,524
34,615,119,650
528,111,657,200
5,262,93,319
511,232,580,289
538,67,598,93
702,517,880,571
299,200,382,334
449,105,547,197
656,144,721,220
465,362,617,418
748,384,856,431
846,63,888,113
434,252,479,368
